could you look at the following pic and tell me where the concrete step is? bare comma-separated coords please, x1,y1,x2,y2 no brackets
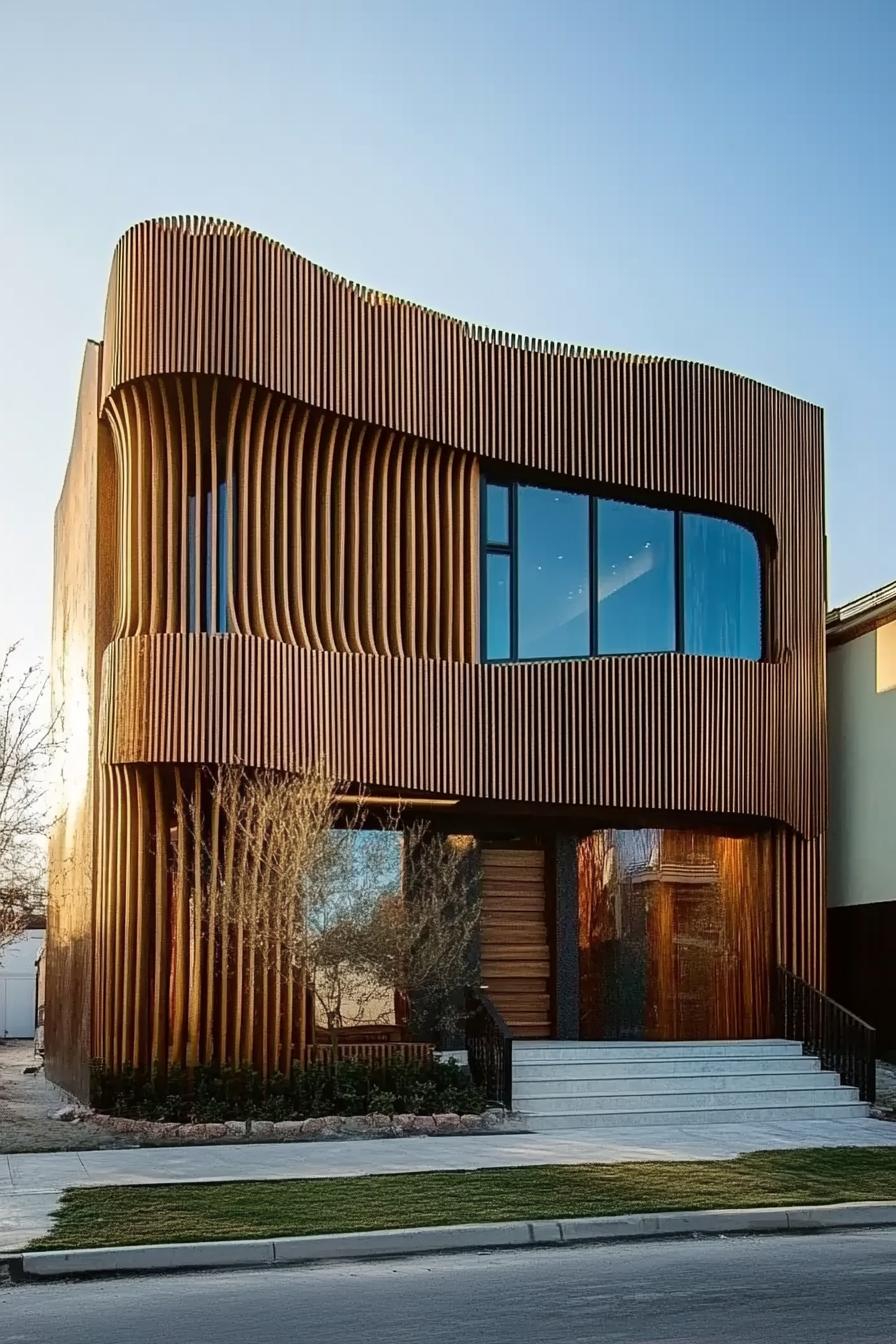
513,1056,822,1083
514,1069,836,1100
518,1084,859,1115
519,1101,871,1131
512,1040,805,1065
508,1041,867,1134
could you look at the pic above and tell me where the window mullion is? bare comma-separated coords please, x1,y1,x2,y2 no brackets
674,510,684,652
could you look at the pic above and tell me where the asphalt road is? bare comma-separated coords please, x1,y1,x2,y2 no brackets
3,1230,896,1343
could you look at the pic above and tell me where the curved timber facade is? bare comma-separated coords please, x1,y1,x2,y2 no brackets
47,217,827,1098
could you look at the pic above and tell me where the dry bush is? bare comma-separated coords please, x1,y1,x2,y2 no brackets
0,645,53,950
179,763,479,1043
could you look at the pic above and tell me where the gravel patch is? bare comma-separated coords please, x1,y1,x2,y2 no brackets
0,1041,134,1154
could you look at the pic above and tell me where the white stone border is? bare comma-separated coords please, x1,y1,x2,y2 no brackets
13,1202,896,1280
86,1107,523,1143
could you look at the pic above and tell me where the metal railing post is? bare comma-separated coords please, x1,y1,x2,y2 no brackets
465,987,514,1111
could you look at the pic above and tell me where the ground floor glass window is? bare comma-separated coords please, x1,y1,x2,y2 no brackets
577,827,773,1041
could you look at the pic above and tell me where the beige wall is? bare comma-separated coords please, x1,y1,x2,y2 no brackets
828,618,896,909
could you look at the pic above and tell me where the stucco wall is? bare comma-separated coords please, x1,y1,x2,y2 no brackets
828,619,896,908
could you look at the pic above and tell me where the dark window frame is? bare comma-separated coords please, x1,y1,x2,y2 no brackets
187,481,230,635
480,476,764,664
481,481,518,659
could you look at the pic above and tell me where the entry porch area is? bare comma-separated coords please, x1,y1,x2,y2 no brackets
476,827,775,1047
467,827,875,1128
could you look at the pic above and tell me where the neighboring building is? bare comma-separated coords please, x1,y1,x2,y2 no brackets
827,581,896,1049
47,217,827,1101
0,925,44,1040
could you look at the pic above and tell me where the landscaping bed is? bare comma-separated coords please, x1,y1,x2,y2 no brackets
87,1105,518,1143
28,1146,896,1250
81,1055,517,1143
91,1056,485,1123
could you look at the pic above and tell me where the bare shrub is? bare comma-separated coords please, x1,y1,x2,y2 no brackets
178,764,479,1050
0,645,53,950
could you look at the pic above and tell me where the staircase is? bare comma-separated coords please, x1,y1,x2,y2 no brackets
512,1039,870,1131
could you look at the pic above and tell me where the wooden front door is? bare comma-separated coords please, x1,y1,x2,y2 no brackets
479,846,551,1038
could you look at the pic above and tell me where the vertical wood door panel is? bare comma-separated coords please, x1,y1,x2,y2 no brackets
479,847,551,1038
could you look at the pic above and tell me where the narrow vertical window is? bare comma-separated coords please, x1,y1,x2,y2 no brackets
486,552,511,660
189,485,231,634
204,489,214,634
485,483,510,546
217,480,229,634
187,494,197,634
483,480,513,660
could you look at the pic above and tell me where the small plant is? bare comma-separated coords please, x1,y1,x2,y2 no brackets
89,1057,486,1124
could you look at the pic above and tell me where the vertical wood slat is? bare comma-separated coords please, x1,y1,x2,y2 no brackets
104,634,813,838
104,377,478,662
99,216,824,855
86,215,828,1083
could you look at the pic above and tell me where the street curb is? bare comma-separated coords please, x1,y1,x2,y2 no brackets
9,1201,896,1280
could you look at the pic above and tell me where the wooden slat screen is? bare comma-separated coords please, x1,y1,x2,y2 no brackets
47,215,831,1094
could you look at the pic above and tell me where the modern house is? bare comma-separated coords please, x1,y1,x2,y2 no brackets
827,581,896,1051
47,217,870,1125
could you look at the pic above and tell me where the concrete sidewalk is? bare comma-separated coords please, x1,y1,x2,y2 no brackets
4,1116,896,1251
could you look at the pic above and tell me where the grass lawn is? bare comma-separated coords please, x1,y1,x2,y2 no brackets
27,1146,896,1251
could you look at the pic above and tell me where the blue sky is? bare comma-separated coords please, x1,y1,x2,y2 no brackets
1,0,893,663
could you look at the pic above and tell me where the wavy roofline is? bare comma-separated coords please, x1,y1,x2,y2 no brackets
111,215,821,405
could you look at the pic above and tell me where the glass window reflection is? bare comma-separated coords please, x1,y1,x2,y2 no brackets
485,551,511,660
481,479,763,664
485,483,510,547
683,515,761,659
597,500,675,654
517,485,590,659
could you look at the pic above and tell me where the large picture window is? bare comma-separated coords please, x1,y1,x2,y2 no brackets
482,479,762,662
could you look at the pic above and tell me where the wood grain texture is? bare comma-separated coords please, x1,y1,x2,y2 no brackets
92,762,309,1075
103,631,803,833
480,848,551,1037
98,217,826,848
50,216,829,1089
104,376,478,659
45,343,117,1098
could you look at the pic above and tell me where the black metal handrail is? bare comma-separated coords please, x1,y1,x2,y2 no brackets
465,987,514,1110
776,965,877,1103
